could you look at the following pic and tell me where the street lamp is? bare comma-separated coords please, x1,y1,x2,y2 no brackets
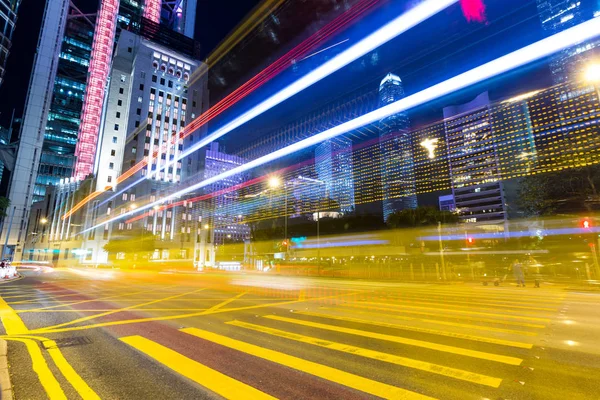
40,218,48,225
268,176,281,188
130,203,137,210
204,224,209,230
584,63,600,101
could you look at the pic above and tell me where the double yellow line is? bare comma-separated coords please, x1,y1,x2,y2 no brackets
0,297,100,399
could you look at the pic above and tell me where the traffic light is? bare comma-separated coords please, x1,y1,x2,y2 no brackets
467,236,474,245
582,218,591,229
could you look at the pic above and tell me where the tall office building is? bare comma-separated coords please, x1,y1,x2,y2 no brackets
81,28,206,263
378,73,417,222
200,142,250,246
444,92,507,225
537,0,600,84
0,0,20,88
315,137,355,214
2,0,199,259
33,14,94,202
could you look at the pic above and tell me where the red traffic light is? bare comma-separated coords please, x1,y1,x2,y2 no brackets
467,237,474,244
582,219,591,229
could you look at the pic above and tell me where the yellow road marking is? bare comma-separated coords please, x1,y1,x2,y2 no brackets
264,315,523,366
382,292,564,305
339,304,547,329
373,297,557,312
29,291,361,335
181,327,435,399
205,292,247,313
121,335,275,399
18,308,210,313
357,301,552,322
33,286,177,311
227,320,502,388
39,288,207,331
295,311,533,349
4,337,67,399
319,306,538,336
0,296,28,334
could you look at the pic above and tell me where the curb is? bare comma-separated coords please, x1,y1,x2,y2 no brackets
0,339,13,400
0,275,22,285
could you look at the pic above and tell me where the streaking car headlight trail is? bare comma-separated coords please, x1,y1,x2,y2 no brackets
138,1,459,181
81,17,600,234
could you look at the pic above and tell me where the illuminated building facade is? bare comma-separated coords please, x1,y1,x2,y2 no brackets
443,92,507,224
81,28,206,264
315,137,355,214
378,73,417,222
537,0,600,84
34,14,94,202
0,0,20,88
200,142,250,246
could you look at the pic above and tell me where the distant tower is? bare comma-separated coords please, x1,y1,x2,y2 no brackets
378,73,417,223
315,138,355,214
536,0,600,84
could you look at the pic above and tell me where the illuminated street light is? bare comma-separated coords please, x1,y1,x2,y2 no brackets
584,63,600,82
204,224,209,230
268,176,281,188
40,218,48,224
130,203,137,210
584,63,600,101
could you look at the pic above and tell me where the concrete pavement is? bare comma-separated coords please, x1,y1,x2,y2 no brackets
0,267,598,399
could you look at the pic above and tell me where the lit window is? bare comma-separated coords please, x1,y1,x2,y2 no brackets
112,136,118,143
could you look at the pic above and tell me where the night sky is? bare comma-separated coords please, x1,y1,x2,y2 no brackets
0,0,260,127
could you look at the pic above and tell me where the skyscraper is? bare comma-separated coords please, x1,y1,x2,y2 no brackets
0,0,20,88
81,28,206,263
315,137,355,214
33,14,94,202
444,92,507,225
378,73,417,222
537,0,600,84
201,142,250,246
1,0,199,259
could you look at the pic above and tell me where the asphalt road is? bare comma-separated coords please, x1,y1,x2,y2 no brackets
1,267,599,399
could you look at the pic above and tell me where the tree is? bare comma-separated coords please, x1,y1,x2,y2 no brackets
386,206,458,229
0,197,9,218
103,229,156,259
517,166,600,216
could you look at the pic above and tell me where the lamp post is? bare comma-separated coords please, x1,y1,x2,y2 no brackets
268,176,288,251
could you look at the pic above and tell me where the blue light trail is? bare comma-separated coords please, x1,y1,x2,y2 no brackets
81,17,600,234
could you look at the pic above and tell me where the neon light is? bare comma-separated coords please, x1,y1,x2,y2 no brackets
460,0,486,23
144,0,162,23
80,18,600,233
74,0,119,181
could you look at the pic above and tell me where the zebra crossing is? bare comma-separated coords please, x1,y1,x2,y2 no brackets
120,285,562,399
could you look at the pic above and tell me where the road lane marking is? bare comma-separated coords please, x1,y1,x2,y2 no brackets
121,335,275,399
32,286,177,311
294,311,533,349
3,337,67,400
18,308,211,313
264,315,523,366
372,297,558,311
227,320,503,388
181,327,435,399
29,291,362,335
319,306,538,336
205,292,247,313
356,301,552,322
339,304,547,329
0,296,28,334
38,288,208,331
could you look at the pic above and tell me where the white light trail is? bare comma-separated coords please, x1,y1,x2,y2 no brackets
100,0,458,207
82,18,600,233
148,0,459,179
